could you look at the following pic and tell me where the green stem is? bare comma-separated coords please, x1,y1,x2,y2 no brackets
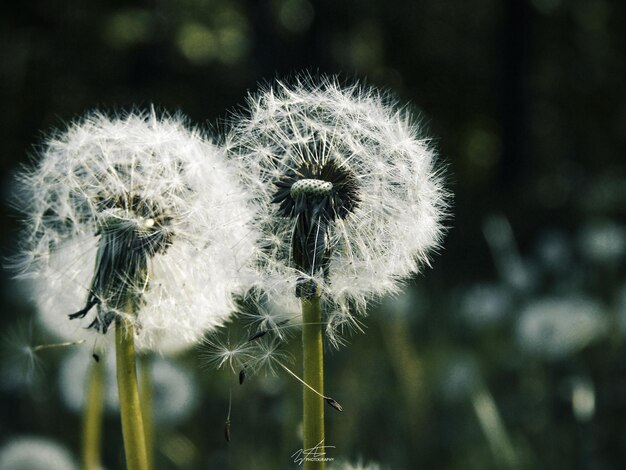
82,358,105,470
301,296,325,470
115,316,149,470
139,355,154,470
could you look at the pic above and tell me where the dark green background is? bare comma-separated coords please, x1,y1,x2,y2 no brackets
1,1,625,468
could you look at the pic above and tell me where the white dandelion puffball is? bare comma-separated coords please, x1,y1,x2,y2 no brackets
515,296,607,360
14,111,255,352
0,436,78,470
227,77,447,335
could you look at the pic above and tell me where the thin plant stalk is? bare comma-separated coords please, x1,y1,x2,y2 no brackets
139,355,154,470
380,316,425,445
82,358,105,470
116,314,149,470
470,385,517,469
301,296,325,470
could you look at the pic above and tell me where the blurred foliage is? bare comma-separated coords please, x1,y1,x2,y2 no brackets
1,0,626,469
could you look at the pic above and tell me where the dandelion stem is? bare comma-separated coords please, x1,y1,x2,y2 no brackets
115,315,149,470
301,296,325,470
82,358,104,470
139,355,154,470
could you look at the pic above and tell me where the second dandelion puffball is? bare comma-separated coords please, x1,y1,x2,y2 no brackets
15,111,255,352
227,77,448,343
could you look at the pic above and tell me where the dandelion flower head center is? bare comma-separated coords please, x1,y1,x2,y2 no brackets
95,192,174,257
272,158,360,222
271,157,360,298
69,192,174,333
290,179,333,199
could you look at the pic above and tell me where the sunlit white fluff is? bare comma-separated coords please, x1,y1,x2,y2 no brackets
13,110,255,352
226,77,448,343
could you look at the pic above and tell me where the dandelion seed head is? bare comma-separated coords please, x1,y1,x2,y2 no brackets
227,76,448,339
289,178,334,199
14,110,256,352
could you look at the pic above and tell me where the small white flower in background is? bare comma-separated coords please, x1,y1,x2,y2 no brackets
59,349,199,425
458,283,513,329
58,349,118,413
439,355,481,403
577,219,626,264
515,296,607,360
0,436,78,470
12,110,256,352
482,214,535,292
330,459,384,470
227,76,448,345
568,376,595,422
534,229,573,274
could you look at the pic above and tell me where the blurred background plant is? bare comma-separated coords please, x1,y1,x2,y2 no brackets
1,0,625,469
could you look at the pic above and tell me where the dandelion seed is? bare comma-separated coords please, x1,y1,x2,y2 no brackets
12,110,256,352
244,337,294,376
1,318,84,389
239,301,296,342
200,336,254,373
248,330,268,342
227,76,448,341
224,420,231,442
1,319,43,387
325,397,343,412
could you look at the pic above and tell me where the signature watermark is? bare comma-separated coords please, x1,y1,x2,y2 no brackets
292,440,335,466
